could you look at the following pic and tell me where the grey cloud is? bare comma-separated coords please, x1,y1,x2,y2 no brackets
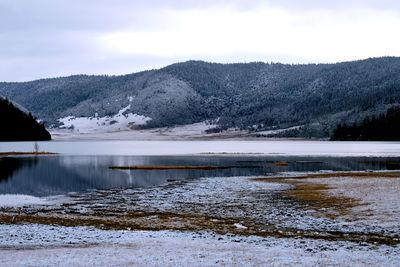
1,0,398,32
0,30,101,58
264,0,400,10
0,0,167,32
0,0,399,81
0,51,308,82
2,0,398,32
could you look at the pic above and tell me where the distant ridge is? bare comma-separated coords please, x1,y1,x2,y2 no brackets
0,57,399,138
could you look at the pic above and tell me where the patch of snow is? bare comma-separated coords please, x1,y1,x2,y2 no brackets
58,105,152,134
157,121,217,136
52,120,221,140
257,125,303,136
233,223,248,229
0,194,49,207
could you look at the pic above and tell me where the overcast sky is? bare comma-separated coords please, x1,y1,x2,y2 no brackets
1,0,400,81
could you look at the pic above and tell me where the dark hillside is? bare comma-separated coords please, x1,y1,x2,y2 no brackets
331,106,400,141
0,98,51,141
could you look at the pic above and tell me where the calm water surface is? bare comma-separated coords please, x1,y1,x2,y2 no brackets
1,154,400,197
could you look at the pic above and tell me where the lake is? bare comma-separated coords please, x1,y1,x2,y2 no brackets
1,153,400,196
1,140,400,254
1,140,400,197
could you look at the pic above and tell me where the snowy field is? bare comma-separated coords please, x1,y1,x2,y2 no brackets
52,121,226,140
0,194,49,207
0,224,399,267
1,140,400,156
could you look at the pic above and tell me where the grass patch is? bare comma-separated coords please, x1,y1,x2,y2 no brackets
252,173,365,219
0,211,398,246
273,161,289,167
0,152,58,156
253,171,400,181
110,165,263,170
110,165,231,170
199,152,264,155
282,181,358,219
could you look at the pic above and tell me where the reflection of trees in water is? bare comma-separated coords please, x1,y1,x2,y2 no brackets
1,155,400,197
0,157,38,182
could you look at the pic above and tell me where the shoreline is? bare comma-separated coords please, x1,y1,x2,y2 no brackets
2,140,400,157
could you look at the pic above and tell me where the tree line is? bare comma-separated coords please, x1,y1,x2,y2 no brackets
0,98,51,141
331,106,400,141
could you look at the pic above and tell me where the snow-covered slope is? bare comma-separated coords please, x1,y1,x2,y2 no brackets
58,105,151,134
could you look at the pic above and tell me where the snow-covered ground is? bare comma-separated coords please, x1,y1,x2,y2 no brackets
0,194,63,208
257,125,303,136
0,194,48,207
53,118,310,141
58,105,152,134
52,121,225,140
0,224,399,267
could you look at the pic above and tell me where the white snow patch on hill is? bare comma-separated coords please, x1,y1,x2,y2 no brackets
52,120,220,140
156,121,217,136
58,105,152,134
257,125,303,136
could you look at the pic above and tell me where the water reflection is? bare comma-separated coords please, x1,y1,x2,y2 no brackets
0,157,38,182
0,155,400,197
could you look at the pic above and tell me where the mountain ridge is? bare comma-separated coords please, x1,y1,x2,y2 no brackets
1,57,399,138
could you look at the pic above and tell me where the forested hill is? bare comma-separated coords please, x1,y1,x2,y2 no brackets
0,57,400,138
0,98,51,141
331,107,400,141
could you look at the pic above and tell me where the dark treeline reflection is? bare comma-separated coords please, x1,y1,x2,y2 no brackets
0,158,22,182
0,155,400,197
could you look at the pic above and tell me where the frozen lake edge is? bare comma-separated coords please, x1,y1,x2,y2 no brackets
1,140,400,157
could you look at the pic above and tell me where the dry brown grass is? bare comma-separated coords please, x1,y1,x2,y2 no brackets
0,152,58,156
253,171,400,182
199,152,264,155
273,161,289,167
109,165,231,170
0,211,243,235
253,174,366,219
282,180,359,219
0,210,397,245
